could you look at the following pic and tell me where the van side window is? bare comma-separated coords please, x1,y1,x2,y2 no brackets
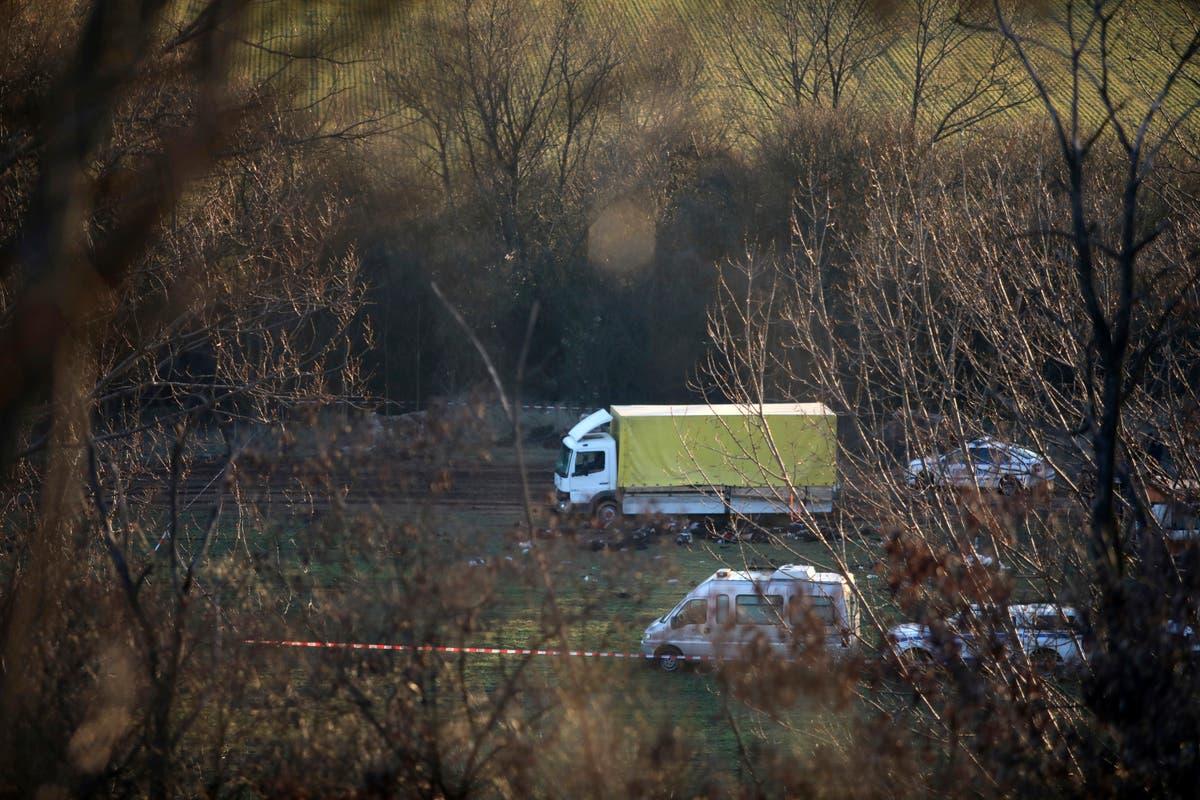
736,594,783,624
673,598,707,628
787,595,839,627
715,595,729,625
811,596,838,626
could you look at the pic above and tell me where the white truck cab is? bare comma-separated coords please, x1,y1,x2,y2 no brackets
640,564,859,672
554,409,620,525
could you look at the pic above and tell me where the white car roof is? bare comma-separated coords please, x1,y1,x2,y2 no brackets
1008,603,1077,619
936,603,1076,626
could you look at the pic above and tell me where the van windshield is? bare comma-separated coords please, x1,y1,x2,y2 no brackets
555,445,573,478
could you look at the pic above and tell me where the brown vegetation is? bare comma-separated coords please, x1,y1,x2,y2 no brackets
2,0,1200,796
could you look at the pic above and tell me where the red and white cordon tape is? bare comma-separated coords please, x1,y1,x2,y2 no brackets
243,639,708,662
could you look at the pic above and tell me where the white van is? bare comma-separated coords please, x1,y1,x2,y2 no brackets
639,564,859,671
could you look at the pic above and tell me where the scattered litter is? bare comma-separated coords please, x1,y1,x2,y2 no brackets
666,578,679,584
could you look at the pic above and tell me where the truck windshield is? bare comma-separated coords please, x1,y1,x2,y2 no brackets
555,445,573,478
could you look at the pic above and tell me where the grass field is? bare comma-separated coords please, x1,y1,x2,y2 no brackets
244,515,886,786
113,406,1095,792
226,0,1200,134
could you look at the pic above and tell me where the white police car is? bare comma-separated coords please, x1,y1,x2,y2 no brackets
905,437,1056,495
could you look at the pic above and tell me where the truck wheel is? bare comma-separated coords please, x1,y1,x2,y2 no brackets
655,645,683,673
595,500,620,529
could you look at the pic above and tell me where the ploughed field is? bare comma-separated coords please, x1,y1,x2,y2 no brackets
135,426,1080,533
136,447,560,517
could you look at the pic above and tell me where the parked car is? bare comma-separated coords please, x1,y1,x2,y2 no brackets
905,437,1056,495
887,603,1082,671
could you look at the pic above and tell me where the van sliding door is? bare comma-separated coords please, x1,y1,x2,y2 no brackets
734,594,786,660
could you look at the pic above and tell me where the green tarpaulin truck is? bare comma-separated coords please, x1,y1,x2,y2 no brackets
553,404,838,527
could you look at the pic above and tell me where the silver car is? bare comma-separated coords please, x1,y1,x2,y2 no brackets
905,437,1056,495
887,603,1082,671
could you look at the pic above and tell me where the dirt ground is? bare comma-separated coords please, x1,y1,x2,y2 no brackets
150,432,560,519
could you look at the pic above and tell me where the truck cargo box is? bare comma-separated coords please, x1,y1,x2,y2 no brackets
610,403,836,490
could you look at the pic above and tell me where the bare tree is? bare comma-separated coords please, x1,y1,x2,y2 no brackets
900,0,1034,142
983,1,1200,791
722,0,886,122
698,3,1200,791
384,8,468,203
385,0,617,257
0,2,381,795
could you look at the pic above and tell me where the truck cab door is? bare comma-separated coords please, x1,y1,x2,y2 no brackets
569,448,612,499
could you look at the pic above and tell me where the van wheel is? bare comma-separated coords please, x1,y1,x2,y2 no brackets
998,475,1020,496
655,645,683,673
595,500,620,529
